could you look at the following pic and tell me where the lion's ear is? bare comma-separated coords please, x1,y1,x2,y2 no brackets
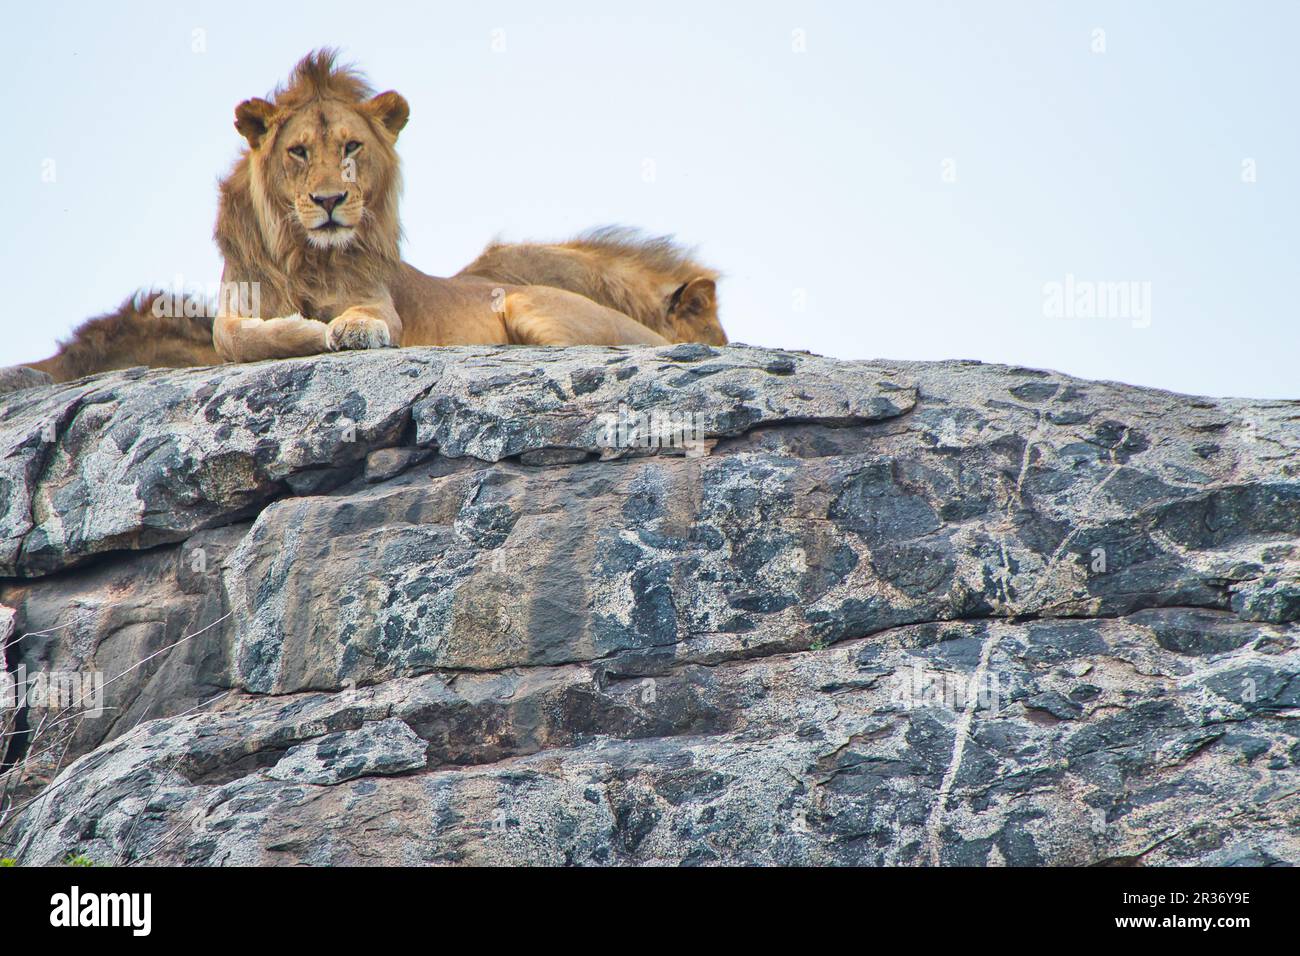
366,91,410,138
669,277,717,318
234,98,278,148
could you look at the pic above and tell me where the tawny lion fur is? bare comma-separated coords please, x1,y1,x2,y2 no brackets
458,227,725,346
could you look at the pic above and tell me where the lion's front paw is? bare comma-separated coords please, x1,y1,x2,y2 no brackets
327,315,393,351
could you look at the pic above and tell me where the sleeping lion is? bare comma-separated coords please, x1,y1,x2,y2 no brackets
9,50,725,386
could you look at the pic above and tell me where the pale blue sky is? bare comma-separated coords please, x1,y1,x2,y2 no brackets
3,1,1295,397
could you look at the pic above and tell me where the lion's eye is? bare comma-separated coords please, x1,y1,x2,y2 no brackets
345,141,363,156
288,145,307,160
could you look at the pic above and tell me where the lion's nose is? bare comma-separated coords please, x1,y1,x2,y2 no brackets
310,192,348,214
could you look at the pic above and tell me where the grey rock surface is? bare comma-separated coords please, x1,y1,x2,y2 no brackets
265,717,427,786
0,345,1296,866
0,367,53,396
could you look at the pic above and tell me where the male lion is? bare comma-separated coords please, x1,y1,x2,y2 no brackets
212,50,722,361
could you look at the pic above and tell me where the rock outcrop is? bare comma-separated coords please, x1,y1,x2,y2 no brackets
0,345,1296,866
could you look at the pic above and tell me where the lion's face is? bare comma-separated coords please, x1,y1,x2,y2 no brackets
275,101,380,248
235,90,408,251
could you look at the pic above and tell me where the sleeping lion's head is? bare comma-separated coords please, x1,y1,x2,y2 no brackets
232,50,408,254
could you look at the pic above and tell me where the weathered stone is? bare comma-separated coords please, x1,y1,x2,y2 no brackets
0,346,1296,866
0,367,52,395
0,347,913,577
364,446,434,483
265,718,427,785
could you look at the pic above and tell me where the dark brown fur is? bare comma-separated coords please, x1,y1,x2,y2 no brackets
22,291,219,383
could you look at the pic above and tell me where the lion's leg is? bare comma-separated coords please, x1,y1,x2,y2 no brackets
213,313,330,363
502,288,670,346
